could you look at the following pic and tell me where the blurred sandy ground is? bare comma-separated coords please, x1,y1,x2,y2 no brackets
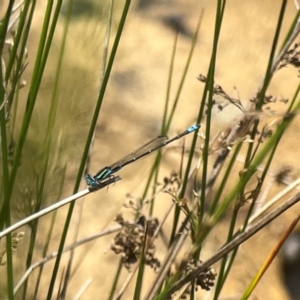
1,0,300,299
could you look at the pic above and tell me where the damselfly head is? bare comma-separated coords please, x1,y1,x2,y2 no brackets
85,174,97,186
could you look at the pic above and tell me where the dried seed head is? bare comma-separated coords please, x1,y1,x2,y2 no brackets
162,172,180,192
111,215,160,271
124,194,141,211
183,259,217,292
278,43,300,72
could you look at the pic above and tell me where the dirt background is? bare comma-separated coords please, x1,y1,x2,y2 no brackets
1,0,300,299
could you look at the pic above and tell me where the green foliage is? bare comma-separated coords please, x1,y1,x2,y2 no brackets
0,0,300,299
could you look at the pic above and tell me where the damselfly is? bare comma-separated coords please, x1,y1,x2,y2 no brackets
85,124,200,187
